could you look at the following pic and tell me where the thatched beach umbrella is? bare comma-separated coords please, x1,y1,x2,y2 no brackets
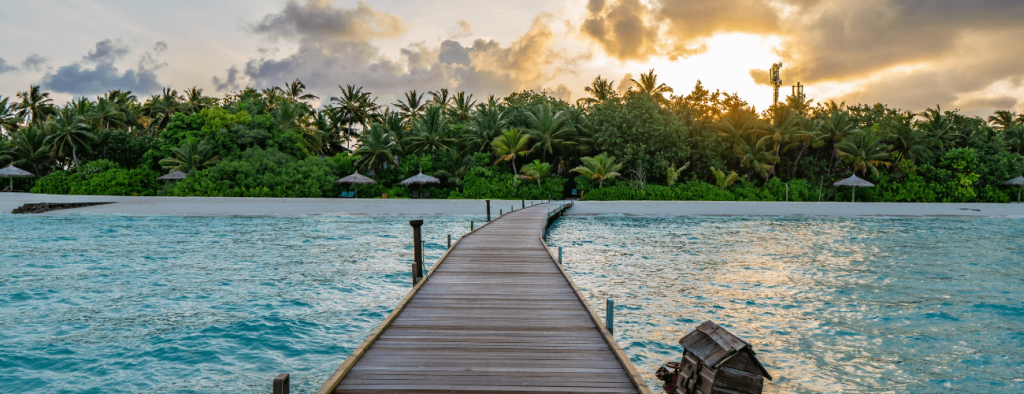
402,172,441,197
0,165,35,191
1006,175,1024,202
834,174,874,202
157,171,188,182
335,171,377,185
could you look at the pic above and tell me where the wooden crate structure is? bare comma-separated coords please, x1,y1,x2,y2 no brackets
674,321,772,394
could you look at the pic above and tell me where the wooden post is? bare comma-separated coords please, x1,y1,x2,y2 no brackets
410,220,424,285
273,373,290,394
558,247,562,265
447,234,451,249
522,199,525,209
606,299,614,335
485,200,491,221
470,221,474,230
499,209,502,216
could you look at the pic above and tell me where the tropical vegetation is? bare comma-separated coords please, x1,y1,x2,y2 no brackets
2,71,1023,202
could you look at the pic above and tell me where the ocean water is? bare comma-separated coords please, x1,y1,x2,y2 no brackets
1,214,1022,393
546,216,1024,393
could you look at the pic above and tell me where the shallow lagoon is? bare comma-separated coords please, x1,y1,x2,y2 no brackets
1,214,1022,393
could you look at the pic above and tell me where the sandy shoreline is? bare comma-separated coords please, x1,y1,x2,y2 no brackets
1,193,1022,217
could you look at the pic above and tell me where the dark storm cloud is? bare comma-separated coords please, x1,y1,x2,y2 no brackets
40,39,164,95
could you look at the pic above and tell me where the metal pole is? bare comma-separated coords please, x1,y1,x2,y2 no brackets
410,220,424,285
606,299,614,335
273,373,290,394
558,247,562,265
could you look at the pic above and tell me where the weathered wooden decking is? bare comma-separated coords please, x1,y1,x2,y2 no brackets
318,202,650,394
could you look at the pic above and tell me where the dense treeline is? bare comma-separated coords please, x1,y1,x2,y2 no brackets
2,70,1023,202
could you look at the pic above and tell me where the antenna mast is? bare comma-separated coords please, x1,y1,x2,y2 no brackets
770,63,783,107
792,82,804,102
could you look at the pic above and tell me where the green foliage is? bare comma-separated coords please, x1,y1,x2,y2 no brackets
69,167,159,196
451,166,565,200
172,147,337,198
588,94,690,178
30,171,83,194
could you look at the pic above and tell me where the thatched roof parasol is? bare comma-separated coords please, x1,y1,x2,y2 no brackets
0,165,35,178
1,165,35,192
833,174,874,187
401,172,441,186
157,171,188,181
833,174,874,202
336,171,377,184
1005,176,1024,186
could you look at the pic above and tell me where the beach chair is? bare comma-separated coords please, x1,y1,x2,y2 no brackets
424,191,432,199
412,191,420,199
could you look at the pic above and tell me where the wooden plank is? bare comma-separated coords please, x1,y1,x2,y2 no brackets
322,202,650,394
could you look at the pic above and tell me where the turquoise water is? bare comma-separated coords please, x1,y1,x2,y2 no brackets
546,216,1024,393
1,214,1022,393
0,214,481,393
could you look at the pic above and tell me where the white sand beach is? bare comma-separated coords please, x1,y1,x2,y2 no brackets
2,193,1022,217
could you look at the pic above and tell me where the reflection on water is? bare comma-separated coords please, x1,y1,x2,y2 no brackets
0,214,480,393
2,214,1022,393
546,216,1024,393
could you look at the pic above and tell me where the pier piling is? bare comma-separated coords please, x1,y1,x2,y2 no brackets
485,200,491,221
607,299,615,335
410,220,424,285
273,373,289,394
558,246,562,265
447,234,451,249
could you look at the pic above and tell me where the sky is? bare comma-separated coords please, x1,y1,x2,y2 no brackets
1,0,1023,117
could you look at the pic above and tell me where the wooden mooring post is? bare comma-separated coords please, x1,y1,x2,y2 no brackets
558,246,562,265
607,299,615,335
410,220,424,285
273,373,289,394
522,199,525,208
447,234,451,249
485,199,491,221
470,221,474,230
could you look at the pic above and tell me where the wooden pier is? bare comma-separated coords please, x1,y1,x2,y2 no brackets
317,202,651,394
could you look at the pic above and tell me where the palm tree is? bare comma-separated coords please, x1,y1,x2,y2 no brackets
283,79,318,102
406,106,455,154
7,125,51,176
988,110,1019,131
261,87,284,111
576,76,616,107
519,159,552,186
761,105,802,176
144,88,181,137
492,128,531,174
783,118,824,178
631,69,673,106
45,108,96,170
733,132,778,182
0,96,24,135
448,91,476,122
331,85,379,150
716,108,764,154
429,88,452,109
836,130,892,176
819,105,858,174
181,87,217,115
15,85,54,125
711,167,739,190
665,162,690,187
90,98,126,130
572,153,623,188
525,102,575,162
159,138,221,173
353,123,396,172
433,149,475,188
889,118,935,164
395,90,427,119
917,105,962,150
1003,124,1024,154
465,99,508,153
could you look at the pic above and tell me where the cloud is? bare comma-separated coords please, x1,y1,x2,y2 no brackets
251,0,405,42
212,66,241,92
22,54,47,71
40,39,165,96
956,96,1017,111
84,39,131,64
575,0,1024,111
238,2,581,103
154,41,168,53
0,58,16,74
448,20,472,39
580,0,660,60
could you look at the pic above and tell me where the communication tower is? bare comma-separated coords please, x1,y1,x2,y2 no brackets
770,63,783,107
792,82,804,101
